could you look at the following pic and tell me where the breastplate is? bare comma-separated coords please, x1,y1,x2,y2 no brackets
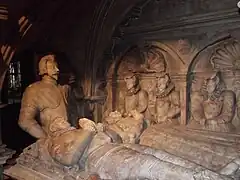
36,83,70,136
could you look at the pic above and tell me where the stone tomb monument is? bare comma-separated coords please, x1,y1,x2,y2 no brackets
138,39,240,179
4,54,235,180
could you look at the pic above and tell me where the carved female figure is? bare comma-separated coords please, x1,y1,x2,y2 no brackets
154,72,180,124
190,71,236,132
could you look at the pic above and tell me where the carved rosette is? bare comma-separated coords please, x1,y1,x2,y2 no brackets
210,40,240,71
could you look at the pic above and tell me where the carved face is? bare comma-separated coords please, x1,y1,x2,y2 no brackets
157,75,169,92
206,78,217,94
124,75,137,90
46,59,59,81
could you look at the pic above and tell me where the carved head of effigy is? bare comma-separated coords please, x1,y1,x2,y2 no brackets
39,54,59,81
123,71,139,90
156,72,170,93
205,71,221,94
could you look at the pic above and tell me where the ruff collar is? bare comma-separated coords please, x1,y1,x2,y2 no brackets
156,82,175,98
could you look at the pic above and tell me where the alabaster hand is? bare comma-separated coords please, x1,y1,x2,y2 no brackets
122,112,129,117
128,109,140,117
78,118,97,133
206,119,218,125
126,111,134,117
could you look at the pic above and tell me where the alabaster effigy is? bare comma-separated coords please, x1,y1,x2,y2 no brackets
4,53,236,180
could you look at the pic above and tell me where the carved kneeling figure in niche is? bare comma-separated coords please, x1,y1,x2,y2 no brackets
154,73,180,125
104,110,144,143
190,71,236,132
102,71,148,143
120,71,149,117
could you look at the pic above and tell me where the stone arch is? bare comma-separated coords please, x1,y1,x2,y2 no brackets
186,34,234,124
104,40,192,123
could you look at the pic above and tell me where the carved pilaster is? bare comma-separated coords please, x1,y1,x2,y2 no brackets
172,74,187,125
180,79,187,125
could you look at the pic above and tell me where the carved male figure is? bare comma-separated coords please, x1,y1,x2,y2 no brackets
154,72,180,124
18,54,97,167
103,71,148,142
121,71,149,116
190,71,236,132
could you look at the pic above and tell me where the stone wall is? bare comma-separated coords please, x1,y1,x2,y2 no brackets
102,0,240,128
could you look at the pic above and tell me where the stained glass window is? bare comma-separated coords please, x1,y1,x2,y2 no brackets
7,61,22,104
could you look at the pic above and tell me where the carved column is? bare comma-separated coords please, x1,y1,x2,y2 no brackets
174,73,187,125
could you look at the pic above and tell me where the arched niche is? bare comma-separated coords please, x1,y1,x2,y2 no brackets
105,41,194,124
187,36,240,128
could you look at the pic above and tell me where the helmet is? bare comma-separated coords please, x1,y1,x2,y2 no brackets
38,54,55,75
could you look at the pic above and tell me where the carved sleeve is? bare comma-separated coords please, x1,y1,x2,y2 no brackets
136,90,149,113
191,92,205,122
167,91,180,118
18,87,47,139
216,90,236,124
